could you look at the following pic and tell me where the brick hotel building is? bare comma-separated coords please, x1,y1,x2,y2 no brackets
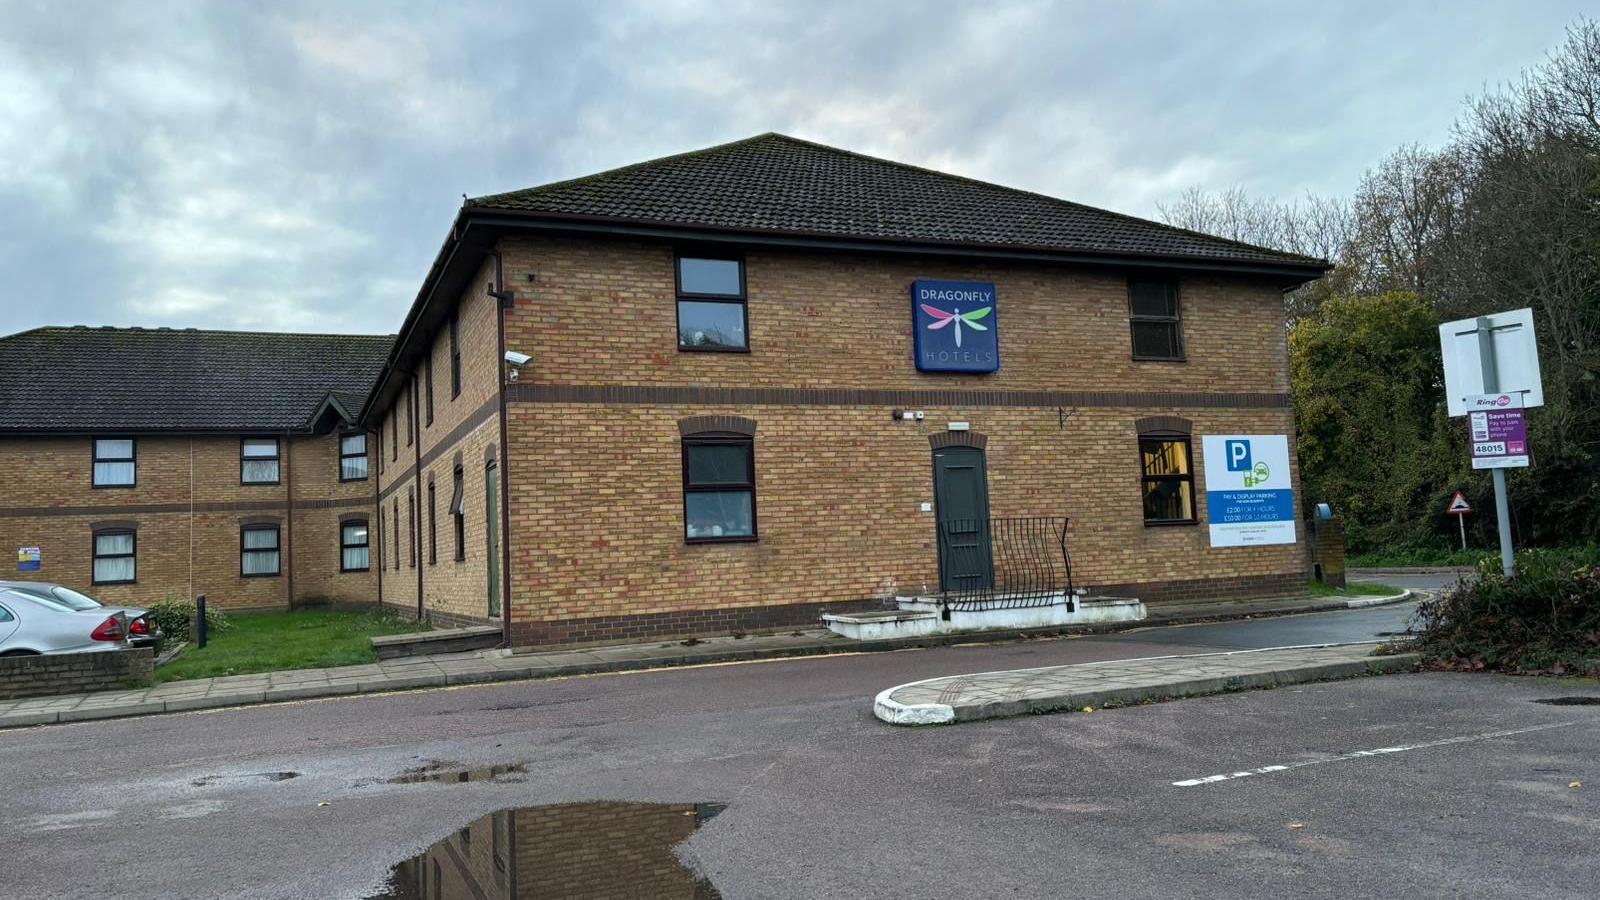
1,134,1328,647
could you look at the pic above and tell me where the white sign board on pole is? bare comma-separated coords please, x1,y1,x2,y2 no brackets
1439,308,1543,417
1202,435,1296,548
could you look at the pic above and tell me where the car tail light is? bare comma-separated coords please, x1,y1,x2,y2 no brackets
129,617,149,636
90,616,125,642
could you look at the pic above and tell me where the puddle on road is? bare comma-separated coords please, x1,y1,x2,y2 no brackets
191,771,300,787
1534,696,1600,706
365,801,725,899
386,761,528,785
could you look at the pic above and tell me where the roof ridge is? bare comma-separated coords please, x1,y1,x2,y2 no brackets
10,325,396,341
751,134,1327,265
471,132,1325,267
469,132,784,206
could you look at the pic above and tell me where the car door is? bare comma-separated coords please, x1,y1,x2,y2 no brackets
0,601,19,647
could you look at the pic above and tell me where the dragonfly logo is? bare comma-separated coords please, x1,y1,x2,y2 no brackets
919,303,991,348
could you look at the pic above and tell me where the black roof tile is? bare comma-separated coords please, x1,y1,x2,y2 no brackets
471,133,1326,270
0,326,393,434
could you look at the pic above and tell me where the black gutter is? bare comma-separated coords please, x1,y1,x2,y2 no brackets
489,249,516,648
411,376,424,621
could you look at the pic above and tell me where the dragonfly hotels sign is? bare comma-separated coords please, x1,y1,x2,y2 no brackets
912,280,999,373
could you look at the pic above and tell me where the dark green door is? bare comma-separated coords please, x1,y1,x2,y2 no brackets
933,446,994,593
485,462,501,618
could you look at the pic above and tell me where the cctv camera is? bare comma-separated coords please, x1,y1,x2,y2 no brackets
504,350,531,367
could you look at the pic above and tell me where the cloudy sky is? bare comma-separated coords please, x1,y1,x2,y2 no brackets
0,1,1589,335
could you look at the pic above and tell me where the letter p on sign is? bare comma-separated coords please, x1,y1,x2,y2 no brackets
1226,439,1253,472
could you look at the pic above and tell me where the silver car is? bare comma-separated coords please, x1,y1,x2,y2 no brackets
0,581,158,656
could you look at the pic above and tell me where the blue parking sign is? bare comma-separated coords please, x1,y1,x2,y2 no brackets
1225,439,1253,472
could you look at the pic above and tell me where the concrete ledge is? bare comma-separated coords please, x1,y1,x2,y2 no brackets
1344,589,1413,609
372,625,502,659
873,645,1422,726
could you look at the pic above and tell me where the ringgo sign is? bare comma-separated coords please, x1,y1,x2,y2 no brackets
1467,393,1529,469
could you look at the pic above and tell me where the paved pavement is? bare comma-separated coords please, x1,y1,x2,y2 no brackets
876,644,1420,724
0,587,1422,728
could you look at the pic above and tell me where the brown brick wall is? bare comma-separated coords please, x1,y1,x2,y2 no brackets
0,434,376,610
480,235,1309,646
375,255,504,627
0,647,153,699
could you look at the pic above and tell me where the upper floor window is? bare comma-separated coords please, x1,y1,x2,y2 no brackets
1129,277,1184,361
682,432,757,541
390,411,398,461
676,255,747,352
340,433,368,481
425,350,435,426
449,310,462,398
240,524,281,577
1140,435,1196,525
92,530,136,584
92,439,136,487
241,438,281,485
405,383,414,447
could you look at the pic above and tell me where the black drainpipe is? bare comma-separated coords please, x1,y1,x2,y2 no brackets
488,247,516,648
412,374,424,620
372,425,383,613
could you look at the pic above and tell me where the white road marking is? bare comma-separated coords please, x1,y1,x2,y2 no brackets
1172,721,1581,787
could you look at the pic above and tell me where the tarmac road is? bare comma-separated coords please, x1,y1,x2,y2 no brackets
11,574,1591,900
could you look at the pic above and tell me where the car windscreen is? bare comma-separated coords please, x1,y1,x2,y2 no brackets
4,587,94,613
48,586,104,611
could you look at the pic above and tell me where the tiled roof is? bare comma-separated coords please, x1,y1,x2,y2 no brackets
471,133,1326,270
0,326,393,433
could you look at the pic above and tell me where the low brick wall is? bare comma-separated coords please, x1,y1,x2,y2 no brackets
0,647,154,700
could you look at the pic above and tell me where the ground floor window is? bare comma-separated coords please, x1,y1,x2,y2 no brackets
1140,435,1196,524
682,432,757,541
241,525,281,576
92,530,136,584
341,520,369,572
450,464,466,561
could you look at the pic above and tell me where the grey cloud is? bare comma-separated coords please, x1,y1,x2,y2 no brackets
0,0,1589,333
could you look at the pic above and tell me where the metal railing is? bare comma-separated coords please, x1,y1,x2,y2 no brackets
935,516,1074,610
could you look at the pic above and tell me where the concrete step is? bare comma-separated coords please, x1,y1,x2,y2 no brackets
372,625,502,659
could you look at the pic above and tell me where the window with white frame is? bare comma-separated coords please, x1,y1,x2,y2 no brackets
241,438,281,484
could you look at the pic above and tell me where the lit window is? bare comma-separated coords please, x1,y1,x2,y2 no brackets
1140,436,1196,524
341,520,370,572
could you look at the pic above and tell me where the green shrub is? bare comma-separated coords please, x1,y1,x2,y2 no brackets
146,599,233,644
1411,548,1600,675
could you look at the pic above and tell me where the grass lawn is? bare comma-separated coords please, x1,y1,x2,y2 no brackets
156,608,430,683
1306,580,1403,599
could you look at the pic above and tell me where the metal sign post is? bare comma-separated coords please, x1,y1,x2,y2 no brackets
1477,324,1516,578
1440,309,1542,579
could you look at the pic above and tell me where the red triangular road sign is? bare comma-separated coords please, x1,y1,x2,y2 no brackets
1446,491,1472,515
